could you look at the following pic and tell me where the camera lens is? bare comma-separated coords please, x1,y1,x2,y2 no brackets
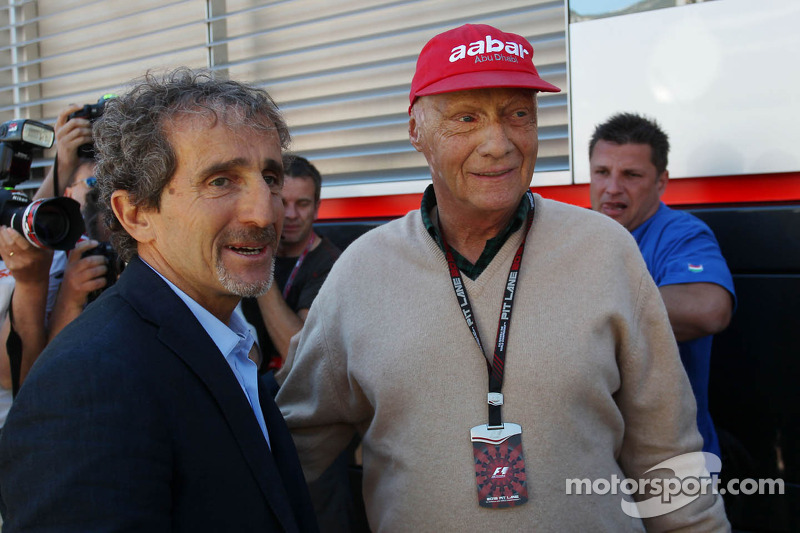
31,204,69,243
0,191,84,250
15,197,84,250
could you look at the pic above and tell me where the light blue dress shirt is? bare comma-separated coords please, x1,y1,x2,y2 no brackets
145,261,270,449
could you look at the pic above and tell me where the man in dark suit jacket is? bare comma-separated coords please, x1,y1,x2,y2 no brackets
0,69,318,532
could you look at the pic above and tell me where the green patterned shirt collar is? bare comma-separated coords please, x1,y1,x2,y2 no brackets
420,184,529,280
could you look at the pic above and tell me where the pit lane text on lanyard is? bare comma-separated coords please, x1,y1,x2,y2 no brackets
440,190,534,509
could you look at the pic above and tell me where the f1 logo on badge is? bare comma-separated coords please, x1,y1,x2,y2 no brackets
492,467,509,478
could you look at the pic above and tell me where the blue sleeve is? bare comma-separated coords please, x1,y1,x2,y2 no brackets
646,214,736,305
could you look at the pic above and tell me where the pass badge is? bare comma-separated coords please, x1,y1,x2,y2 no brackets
470,423,528,508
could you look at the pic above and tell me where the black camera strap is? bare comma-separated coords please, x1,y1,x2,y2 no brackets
51,152,60,197
6,303,23,397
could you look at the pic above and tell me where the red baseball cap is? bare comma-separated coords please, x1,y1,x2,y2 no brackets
409,24,560,112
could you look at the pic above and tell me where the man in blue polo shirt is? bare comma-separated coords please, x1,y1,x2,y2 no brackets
589,112,736,459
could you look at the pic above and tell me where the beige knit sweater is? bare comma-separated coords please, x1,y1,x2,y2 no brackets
277,195,729,532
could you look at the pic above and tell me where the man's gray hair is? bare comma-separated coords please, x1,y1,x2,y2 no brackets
94,67,290,262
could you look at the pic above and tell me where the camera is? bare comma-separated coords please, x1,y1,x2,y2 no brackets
67,94,115,158
81,241,122,303
0,119,54,187
0,119,85,250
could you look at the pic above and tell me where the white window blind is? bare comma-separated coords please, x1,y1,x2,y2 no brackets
0,0,568,194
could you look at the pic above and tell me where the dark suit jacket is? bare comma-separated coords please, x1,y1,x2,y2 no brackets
0,257,318,532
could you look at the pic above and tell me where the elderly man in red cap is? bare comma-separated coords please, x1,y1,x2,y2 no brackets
277,24,728,531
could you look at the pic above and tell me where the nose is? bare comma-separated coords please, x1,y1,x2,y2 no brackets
476,120,514,158
284,201,297,220
240,178,281,228
605,171,624,195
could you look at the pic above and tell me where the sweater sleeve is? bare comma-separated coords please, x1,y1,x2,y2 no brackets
616,265,729,531
276,285,364,482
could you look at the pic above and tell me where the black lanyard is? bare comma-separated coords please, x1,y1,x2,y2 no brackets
282,234,316,299
440,192,535,429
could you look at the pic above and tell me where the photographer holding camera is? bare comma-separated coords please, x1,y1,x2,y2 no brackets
31,100,120,342
46,159,114,341
37,110,118,340
33,100,104,201
0,102,111,401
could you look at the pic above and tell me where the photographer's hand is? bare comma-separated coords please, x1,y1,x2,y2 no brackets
47,239,107,342
0,226,53,386
34,104,93,200
0,226,53,282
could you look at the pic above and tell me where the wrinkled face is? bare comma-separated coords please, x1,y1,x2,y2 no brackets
409,88,538,220
589,141,667,232
280,175,318,249
139,115,284,316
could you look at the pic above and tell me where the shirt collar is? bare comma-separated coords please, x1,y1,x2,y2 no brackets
142,259,249,358
420,184,529,279
630,202,667,240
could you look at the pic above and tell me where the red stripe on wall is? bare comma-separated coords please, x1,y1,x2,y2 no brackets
317,193,422,220
317,172,800,221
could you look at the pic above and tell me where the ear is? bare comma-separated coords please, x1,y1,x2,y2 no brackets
408,113,424,153
111,190,155,244
656,170,669,197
